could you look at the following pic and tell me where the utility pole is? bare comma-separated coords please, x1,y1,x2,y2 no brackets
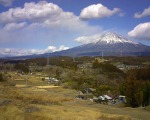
120,50,123,57
47,54,50,66
73,56,75,62
101,50,104,59
73,54,76,62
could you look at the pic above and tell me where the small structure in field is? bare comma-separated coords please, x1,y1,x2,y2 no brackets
118,95,126,103
43,77,59,84
103,95,112,100
93,94,112,104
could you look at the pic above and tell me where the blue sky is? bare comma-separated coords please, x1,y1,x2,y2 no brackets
0,0,150,57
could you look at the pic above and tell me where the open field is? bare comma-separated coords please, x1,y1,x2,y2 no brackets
0,85,150,120
0,72,149,120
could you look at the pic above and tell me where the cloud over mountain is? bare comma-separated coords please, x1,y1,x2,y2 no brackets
80,4,121,20
75,34,101,44
0,45,69,57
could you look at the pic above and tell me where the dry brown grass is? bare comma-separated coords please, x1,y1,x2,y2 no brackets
0,84,149,120
1,72,148,120
0,105,24,120
98,114,131,120
0,86,131,120
0,104,130,120
0,87,73,105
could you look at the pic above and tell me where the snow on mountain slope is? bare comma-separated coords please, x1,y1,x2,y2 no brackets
95,32,139,45
5,32,150,59
64,32,150,56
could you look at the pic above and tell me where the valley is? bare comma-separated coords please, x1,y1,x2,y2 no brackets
0,1,150,119
0,56,150,120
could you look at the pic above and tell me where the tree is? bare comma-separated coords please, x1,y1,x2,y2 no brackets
93,59,99,69
0,73,5,82
14,63,29,73
55,69,62,79
125,70,143,107
142,81,150,107
94,85,111,96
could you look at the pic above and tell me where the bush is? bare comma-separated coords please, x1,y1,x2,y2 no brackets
14,64,29,73
0,73,5,82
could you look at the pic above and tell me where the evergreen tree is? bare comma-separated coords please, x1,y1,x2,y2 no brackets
93,59,99,69
142,81,150,106
125,70,142,107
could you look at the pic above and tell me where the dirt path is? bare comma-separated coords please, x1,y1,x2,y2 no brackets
15,85,60,88
34,86,60,89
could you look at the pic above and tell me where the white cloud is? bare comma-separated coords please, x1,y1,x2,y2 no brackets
128,22,150,40
75,34,102,44
0,0,14,6
134,6,150,18
0,0,94,32
80,4,121,20
58,45,69,51
4,48,11,53
4,22,26,31
0,1,62,23
0,1,101,48
0,45,69,57
43,45,69,53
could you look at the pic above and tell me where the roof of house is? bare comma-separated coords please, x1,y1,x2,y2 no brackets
103,95,112,100
98,96,105,100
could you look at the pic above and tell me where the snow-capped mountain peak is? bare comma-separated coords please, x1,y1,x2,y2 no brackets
96,32,139,45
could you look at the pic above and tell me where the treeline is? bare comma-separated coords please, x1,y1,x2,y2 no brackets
24,56,95,67
25,56,77,69
93,59,123,73
49,57,77,69
14,63,30,73
120,67,150,107
107,56,150,65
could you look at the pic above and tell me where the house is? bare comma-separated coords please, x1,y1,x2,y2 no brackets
98,96,105,101
98,95,112,101
45,77,50,80
103,95,112,100
110,95,126,104
45,77,59,84
92,94,113,104
51,78,59,83
118,95,126,103
97,95,108,104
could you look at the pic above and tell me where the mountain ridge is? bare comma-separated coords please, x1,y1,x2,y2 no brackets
2,32,150,59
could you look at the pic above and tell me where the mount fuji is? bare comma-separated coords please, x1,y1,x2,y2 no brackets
49,32,150,56
4,32,150,59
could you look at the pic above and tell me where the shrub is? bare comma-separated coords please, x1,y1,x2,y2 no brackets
0,73,5,82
